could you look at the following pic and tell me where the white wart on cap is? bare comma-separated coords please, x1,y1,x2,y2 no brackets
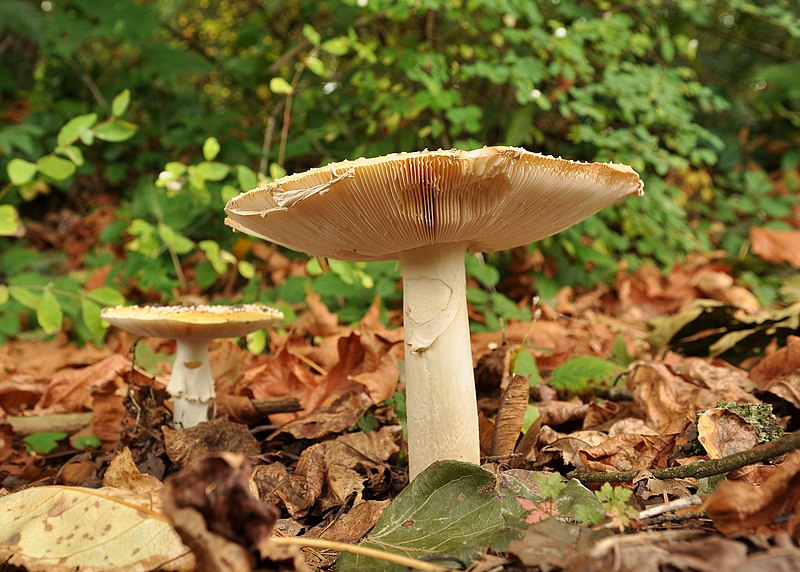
225,146,643,478
102,304,283,428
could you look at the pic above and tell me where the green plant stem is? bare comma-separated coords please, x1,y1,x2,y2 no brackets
268,536,446,571
149,187,188,293
569,431,800,483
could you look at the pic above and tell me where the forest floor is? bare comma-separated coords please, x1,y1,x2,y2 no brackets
1,249,800,571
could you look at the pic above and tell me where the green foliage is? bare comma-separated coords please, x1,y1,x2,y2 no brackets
550,356,624,394
339,461,536,570
72,435,102,450
594,483,639,529
23,432,68,455
513,348,542,387
1,0,797,342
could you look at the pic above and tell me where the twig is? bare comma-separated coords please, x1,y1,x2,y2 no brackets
252,397,301,415
637,495,702,519
258,113,278,177
6,412,93,435
569,431,800,483
590,529,705,559
268,536,447,571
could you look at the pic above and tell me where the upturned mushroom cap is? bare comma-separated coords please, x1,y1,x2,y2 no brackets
101,304,283,340
224,146,643,260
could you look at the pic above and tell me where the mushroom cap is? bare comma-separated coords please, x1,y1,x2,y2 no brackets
101,304,283,340
224,146,643,261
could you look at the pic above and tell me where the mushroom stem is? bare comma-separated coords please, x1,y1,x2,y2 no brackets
167,339,215,428
398,242,480,479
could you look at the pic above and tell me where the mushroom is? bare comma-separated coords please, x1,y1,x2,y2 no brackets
101,304,283,428
224,146,643,478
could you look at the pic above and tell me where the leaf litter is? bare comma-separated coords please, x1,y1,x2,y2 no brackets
1,255,800,570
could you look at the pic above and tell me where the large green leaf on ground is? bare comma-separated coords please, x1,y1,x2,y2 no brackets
337,461,537,570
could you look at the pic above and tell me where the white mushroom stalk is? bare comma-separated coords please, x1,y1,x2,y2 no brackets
224,146,644,479
399,242,479,476
168,338,216,428
101,304,283,428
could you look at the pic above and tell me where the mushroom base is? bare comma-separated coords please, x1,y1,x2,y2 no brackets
399,242,481,479
167,339,215,428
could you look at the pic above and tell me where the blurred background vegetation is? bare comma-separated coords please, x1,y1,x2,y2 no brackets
0,0,798,345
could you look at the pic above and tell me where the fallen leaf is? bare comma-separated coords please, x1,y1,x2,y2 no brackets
507,517,611,571
256,426,400,518
338,461,536,570
492,375,529,457
103,447,163,495
292,291,341,337
307,499,390,544
162,453,277,549
36,354,130,413
579,433,674,473
705,449,800,536
542,431,609,468
750,227,800,268
272,392,372,441
163,417,260,469
0,485,193,571
627,360,757,433
751,335,800,387
697,408,760,459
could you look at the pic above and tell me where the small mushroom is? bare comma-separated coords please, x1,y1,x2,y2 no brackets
101,304,283,428
224,146,643,478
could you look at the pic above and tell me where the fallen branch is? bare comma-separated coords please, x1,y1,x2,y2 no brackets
569,430,800,483
6,412,93,435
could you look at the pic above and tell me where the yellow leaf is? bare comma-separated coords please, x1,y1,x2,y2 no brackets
0,485,194,571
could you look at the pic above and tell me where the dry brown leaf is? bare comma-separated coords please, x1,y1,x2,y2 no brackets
83,380,126,450
36,353,130,413
0,377,45,414
103,447,163,495
751,335,800,384
292,291,341,337
491,375,529,457
322,330,400,404
697,408,760,459
474,343,509,390
535,398,589,427
766,373,800,409
694,271,760,313
750,227,800,268
478,409,495,457
306,499,389,543
579,433,674,473
162,454,277,551
0,485,193,571
272,392,371,441
628,360,757,433
607,418,658,437
246,345,322,424
706,449,800,536
0,334,110,381
542,431,608,468
163,418,260,469
255,426,400,518
582,400,621,430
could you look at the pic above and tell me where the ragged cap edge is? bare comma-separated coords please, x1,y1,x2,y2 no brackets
224,146,644,261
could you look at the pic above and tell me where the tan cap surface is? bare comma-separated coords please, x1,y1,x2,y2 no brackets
225,146,643,261
101,304,283,340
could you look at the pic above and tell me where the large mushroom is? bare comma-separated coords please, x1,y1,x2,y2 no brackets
225,146,643,478
101,304,283,428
